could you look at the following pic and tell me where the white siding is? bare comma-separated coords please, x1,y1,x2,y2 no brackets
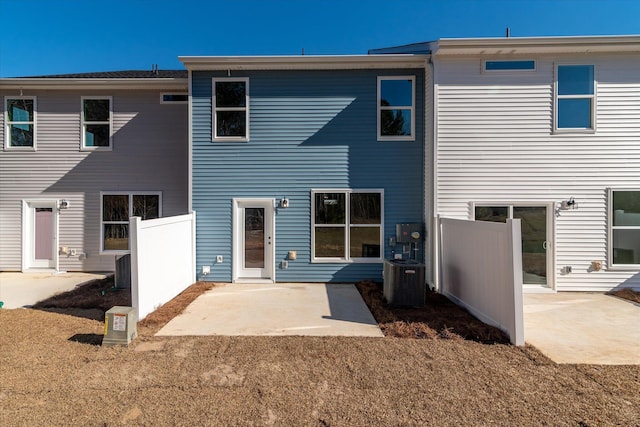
0,90,188,272
434,54,640,291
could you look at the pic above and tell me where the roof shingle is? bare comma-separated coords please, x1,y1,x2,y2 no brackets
22,70,187,79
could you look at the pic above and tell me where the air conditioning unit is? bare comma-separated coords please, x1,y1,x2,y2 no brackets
115,253,131,288
383,259,426,307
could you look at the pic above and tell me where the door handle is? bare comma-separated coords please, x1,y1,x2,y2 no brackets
542,241,547,250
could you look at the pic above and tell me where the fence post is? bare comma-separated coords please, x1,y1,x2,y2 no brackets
508,218,525,345
191,211,197,283
129,216,142,319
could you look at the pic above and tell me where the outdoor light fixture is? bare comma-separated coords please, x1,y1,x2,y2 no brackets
560,197,577,210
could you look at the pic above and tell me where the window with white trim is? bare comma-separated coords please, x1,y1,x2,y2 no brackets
483,60,536,72
160,93,188,104
610,190,640,266
5,97,36,149
82,97,112,149
312,190,383,262
212,78,249,141
555,64,595,131
377,76,415,141
101,192,161,252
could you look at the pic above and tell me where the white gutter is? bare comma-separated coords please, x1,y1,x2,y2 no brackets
433,34,640,55
179,54,429,70
0,78,188,90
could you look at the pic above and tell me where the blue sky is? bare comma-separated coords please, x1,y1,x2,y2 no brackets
1,0,639,77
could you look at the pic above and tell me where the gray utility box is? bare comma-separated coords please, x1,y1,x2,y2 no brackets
383,259,426,307
102,306,137,346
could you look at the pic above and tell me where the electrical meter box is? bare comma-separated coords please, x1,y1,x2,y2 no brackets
396,223,422,243
102,306,137,346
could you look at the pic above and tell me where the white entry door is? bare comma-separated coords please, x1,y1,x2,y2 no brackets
22,200,58,270
233,199,275,282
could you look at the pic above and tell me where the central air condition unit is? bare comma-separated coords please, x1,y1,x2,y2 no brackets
383,259,426,307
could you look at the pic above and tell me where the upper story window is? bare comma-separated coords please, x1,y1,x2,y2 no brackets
610,190,640,267
160,93,188,104
555,65,595,131
5,97,36,150
101,192,161,252
484,60,536,71
312,190,383,262
82,97,112,150
377,76,415,141
212,78,249,141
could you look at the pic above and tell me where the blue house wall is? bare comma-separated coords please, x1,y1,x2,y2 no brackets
192,68,425,282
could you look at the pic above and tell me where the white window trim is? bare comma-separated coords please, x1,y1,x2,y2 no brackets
607,188,640,270
553,64,596,133
377,76,415,142
481,59,537,73
311,189,384,263
212,77,249,142
100,191,162,254
4,96,37,151
160,93,188,104
81,96,113,151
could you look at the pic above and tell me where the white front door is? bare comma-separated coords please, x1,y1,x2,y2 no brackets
233,199,275,282
22,200,58,270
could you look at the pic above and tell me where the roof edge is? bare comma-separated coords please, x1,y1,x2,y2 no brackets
434,34,640,55
0,77,188,90
179,54,429,70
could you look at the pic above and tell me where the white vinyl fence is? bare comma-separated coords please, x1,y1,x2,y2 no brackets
130,212,196,320
439,217,524,345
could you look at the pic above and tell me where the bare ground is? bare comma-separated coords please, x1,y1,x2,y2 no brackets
1,280,639,426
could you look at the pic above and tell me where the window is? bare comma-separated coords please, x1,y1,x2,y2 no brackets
101,192,160,252
82,97,112,149
377,76,415,141
212,78,249,141
312,190,383,262
484,60,536,71
160,93,188,104
555,65,595,131
610,190,640,266
5,97,36,149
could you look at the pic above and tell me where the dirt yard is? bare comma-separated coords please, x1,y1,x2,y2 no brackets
1,280,639,426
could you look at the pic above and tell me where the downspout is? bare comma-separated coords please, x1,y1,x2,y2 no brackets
431,55,440,292
187,69,193,213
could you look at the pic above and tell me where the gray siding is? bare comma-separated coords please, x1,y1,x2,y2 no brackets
192,69,426,282
0,90,188,271
434,54,640,290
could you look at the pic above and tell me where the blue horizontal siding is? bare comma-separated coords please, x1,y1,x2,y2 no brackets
192,69,425,282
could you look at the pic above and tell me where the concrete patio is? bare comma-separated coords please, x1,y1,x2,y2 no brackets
0,272,107,309
156,282,384,337
524,292,640,365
